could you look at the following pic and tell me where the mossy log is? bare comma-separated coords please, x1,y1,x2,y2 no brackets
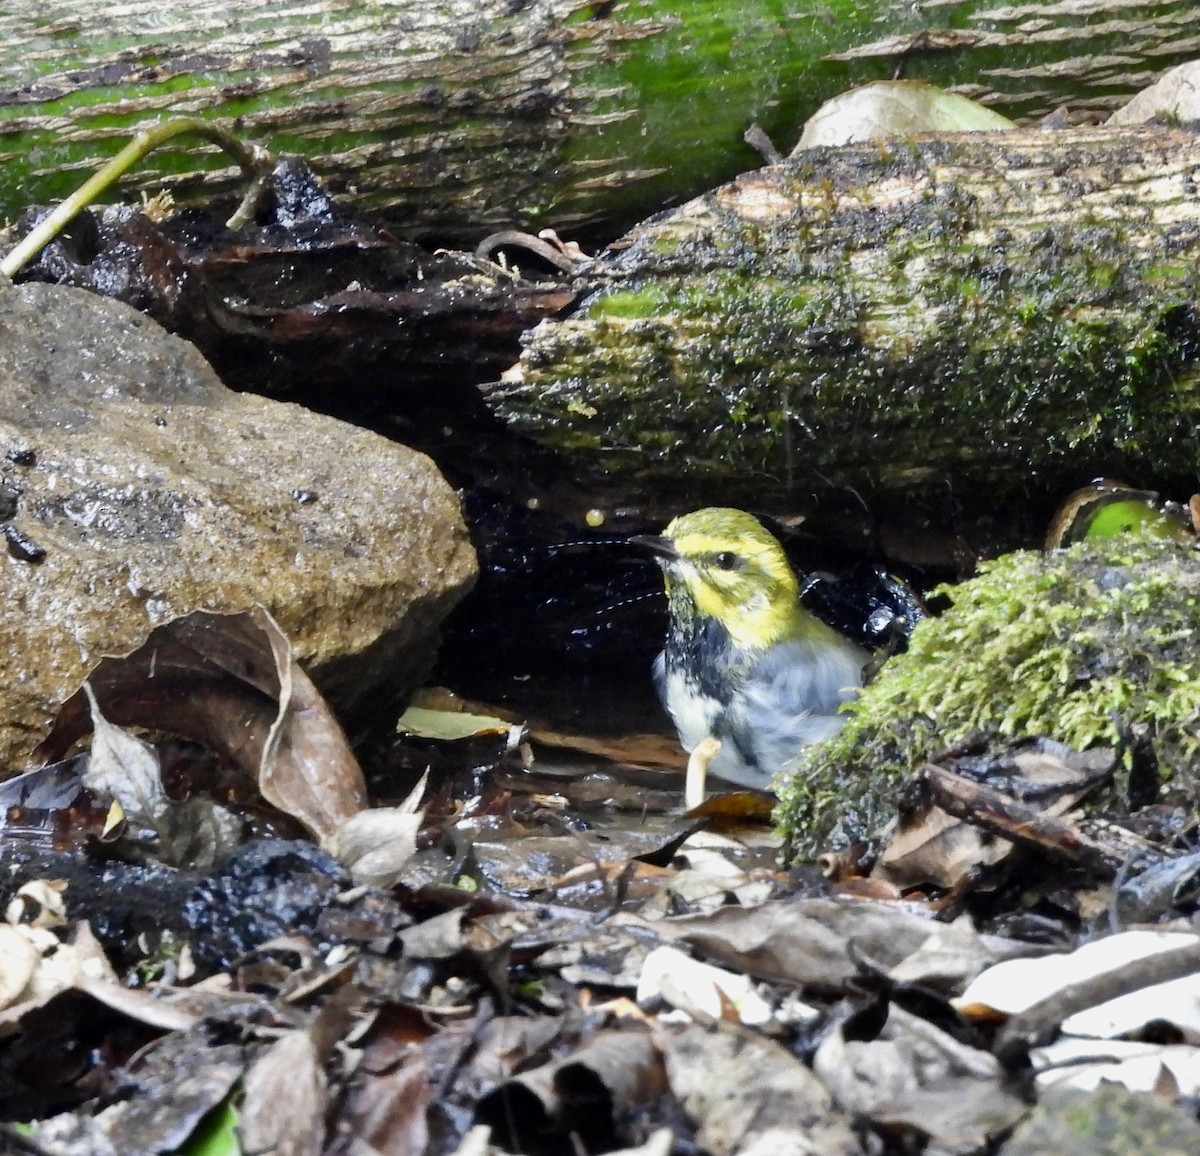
488,124,1200,530
0,1,1197,243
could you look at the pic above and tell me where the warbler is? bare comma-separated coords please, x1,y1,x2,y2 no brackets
635,507,868,792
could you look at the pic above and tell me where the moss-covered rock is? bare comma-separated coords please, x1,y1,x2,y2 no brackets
776,531,1200,860
1003,1084,1200,1156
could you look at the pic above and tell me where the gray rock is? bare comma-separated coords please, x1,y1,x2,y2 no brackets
0,280,476,769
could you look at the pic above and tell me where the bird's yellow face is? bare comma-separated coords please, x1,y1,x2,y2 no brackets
650,507,805,651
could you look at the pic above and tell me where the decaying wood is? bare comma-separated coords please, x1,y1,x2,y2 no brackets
922,764,1161,877
490,124,1200,529
0,1,1196,243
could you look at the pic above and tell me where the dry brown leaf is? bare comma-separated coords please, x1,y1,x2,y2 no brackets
411,685,687,769
81,682,170,837
74,973,198,1033
36,608,368,844
795,80,1012,151
396,908,469,960
328,807,422,888
29,1115,119,1155
663,897,938,988
873,803,1012,890
887,915,1033,991
813,1005,1025,1147
254,607,367,841
683,790,775,823
324,770,426,886
637,945,776,1026
240,1030,328,1156
0,921,120,1031
476,1029,667,1148
874,744,1112,890
600,1130,674,1156
328,1004,435,1156
0,924,38,1010
660,1022,858,1156
447,1125,492,1156
1110,60,1200,125
334,1036,430,1155
101,1036,244,1154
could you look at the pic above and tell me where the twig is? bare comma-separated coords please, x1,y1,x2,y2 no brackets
1,117,273,277
922,762,1157,877
743,122,783,166
994,938,1200,1063
473,230,579,274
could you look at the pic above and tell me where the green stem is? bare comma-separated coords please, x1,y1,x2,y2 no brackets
0,117,272,278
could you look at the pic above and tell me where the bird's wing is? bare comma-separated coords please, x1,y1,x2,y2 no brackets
722,634,867,772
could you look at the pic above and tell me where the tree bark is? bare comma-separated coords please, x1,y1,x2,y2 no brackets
487,124,1200,533
0,1,1195,244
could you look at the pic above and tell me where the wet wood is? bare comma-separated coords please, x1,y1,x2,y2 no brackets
0,1,1195,242
491,125,1200,525
923,763,1161,878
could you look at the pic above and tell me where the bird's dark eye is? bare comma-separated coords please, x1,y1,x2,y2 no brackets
713,551,741,571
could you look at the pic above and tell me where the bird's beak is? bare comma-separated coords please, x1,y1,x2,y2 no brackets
629,533,680,562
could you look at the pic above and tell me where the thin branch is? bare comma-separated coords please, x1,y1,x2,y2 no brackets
1,117,273,277
995,939,1200,1063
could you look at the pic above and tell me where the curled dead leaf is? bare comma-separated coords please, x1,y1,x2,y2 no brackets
36,607,368,845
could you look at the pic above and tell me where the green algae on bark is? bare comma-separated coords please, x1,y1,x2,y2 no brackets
1,2,1198,242
775,532,1200,860
496,126,1200,518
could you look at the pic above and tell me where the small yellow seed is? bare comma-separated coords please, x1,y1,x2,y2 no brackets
585,508,605,528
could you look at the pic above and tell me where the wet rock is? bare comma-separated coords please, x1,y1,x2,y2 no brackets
0,279,476,770
0,843,195,961
183,839,350,970
0,838,411,973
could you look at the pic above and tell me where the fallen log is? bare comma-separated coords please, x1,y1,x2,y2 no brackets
488,124,1200,539
0,1,1196,243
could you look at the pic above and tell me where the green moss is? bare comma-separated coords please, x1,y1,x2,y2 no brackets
1064,1102,1098,1136
1089,262,1118,292
590,287,670,320
1145,263,1189,284
650,233,684,259
501,267,868,490
776,531,1200,860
